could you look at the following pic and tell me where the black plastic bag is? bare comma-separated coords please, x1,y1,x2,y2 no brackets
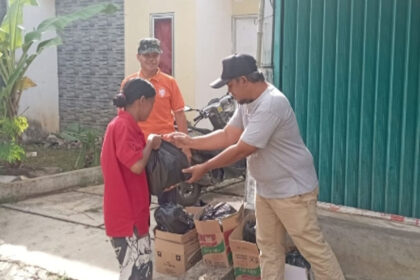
243,220,256,243
154,203,195,234
200,202,237,221
146,140,191,196
286,249,311,270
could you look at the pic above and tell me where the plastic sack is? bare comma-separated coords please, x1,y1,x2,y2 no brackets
146,140,191,196
154,203,195,234
286,249,311,270
243,220,256,243
199,202,237,221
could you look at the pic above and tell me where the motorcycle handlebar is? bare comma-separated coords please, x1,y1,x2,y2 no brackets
193,114,204,122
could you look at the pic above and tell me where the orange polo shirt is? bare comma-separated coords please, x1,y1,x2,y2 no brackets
121,69,185,139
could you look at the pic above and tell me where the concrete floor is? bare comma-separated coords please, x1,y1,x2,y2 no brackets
1,180,420,280
0,180,243,280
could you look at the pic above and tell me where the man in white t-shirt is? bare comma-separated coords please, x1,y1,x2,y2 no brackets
166,54,345,280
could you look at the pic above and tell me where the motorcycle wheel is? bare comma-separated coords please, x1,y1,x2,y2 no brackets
176,183,201,206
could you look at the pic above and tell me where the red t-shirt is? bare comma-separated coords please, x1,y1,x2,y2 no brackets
101,110,150,237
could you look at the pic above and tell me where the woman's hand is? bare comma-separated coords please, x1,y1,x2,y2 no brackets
147,134,161,150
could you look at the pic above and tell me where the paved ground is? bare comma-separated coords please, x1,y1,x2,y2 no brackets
2,178,420,280
0,179,245,280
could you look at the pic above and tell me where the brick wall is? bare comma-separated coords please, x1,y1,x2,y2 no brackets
0,0,6,23
1,0,6,88
56,0,124,132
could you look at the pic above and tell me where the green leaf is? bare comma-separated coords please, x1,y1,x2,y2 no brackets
37,3,119,32
0,142,25,164
0,27,6,38
1,1,118,120
1,0,39,50
36,37,62,54
22,30,41,52
24,30,42,44
14,116,29,134
16,76,36,91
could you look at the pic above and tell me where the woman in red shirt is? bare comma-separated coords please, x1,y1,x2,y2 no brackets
101,78,160,280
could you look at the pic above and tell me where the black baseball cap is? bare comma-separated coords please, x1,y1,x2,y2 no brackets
210,54,258,88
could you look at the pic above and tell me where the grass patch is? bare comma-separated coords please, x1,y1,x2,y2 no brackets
23,144,81,172
0,143,99,177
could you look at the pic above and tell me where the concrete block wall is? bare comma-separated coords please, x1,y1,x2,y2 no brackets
0,0,4,89
56,0,124,132
0,0,6,23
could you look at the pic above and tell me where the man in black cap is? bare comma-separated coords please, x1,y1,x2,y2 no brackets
166,54,345,280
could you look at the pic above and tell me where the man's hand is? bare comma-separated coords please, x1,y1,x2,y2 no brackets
147,133,161,150
183,163,208,184
163,185,177,192
163,132,192,148
182,147,192,163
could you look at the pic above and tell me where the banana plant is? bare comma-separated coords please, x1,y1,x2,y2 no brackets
0,0,118,164
0,0,118,118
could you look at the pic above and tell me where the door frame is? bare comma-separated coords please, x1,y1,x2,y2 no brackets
150,12,175,76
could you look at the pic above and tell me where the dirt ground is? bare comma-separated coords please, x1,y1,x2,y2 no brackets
0,259,75,280
0,144,96,178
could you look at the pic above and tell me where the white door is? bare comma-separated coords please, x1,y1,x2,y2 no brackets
233,15,258,57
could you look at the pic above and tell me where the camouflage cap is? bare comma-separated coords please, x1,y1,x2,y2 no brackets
137,38,163,55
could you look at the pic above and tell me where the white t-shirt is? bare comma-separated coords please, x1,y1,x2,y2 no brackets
228,84,318,198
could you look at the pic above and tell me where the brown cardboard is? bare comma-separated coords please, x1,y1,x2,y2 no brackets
184,206,204,216
154,228,201,277
155,227,198,244
230,211,260,279
229,211,308,280
154,206,203,277
155,239,201,276
194,203,243,268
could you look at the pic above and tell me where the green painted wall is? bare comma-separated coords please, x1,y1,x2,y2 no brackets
273,0,420,218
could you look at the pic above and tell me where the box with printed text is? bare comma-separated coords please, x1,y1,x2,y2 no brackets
229,211,308,280
154,206,203,276
194,203,243,268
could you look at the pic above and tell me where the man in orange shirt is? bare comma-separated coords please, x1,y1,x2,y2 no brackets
121,38,190,204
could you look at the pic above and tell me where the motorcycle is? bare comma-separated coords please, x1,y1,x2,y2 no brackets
175,94,246,206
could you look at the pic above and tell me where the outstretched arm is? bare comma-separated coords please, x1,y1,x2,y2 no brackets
174,110,192,161
166,124,243,151
183,139,256,183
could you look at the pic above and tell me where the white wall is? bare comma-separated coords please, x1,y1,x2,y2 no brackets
195,1,232,109
19,0,59,133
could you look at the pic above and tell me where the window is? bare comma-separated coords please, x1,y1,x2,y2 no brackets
150,13,174,76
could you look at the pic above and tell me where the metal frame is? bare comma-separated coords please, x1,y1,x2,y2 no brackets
231,14,259,55
149,12,175,76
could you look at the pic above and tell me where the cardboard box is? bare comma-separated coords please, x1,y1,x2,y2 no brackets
155,226,199,244
154,228,202,277
154,206,203,276
194,203,243,268
184,205,205,217
230,211,308,280
230,211,260,279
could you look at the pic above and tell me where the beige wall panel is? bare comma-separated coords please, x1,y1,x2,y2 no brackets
232,0,259,16
124,0,196,106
